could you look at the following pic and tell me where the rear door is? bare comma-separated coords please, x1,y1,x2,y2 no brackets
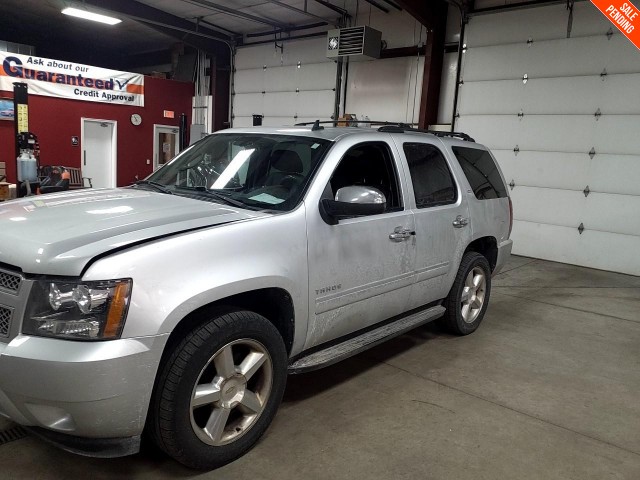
392,136,472,308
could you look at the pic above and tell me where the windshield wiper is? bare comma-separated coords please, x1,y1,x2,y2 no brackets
133,180,173,195
175,186,247,208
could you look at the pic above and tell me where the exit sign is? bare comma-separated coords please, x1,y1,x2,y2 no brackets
163,110,175,118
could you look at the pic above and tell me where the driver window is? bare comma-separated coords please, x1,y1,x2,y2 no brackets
328,142,403,212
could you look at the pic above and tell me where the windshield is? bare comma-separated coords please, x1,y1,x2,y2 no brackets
144,133,332,211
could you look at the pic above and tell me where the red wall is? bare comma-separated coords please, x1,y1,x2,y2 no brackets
0,76,193,185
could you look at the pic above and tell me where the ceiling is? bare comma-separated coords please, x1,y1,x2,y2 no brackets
0,0,437,70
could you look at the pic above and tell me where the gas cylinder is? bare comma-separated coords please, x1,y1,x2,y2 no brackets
17,151,38,183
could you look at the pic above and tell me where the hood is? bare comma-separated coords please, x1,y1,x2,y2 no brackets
0,188,266,276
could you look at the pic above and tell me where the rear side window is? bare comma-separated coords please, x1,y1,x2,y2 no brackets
403,143,457,208
452,146,507,199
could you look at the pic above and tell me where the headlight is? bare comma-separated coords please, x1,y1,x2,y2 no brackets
23,279,132,340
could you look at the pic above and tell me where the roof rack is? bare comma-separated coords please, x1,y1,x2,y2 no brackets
293,120,475,142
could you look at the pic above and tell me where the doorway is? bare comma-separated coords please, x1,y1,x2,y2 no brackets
81,118,117,188
153,124,179,170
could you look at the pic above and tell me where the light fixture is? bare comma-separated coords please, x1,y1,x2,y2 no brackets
61,7,122,25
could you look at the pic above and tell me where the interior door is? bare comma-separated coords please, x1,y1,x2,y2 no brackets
154,125,179,170
305,140,416,350
82,120,115,188
393,137,472,308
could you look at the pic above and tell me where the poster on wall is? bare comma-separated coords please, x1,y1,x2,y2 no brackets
0,98,13,120
0,52,144,107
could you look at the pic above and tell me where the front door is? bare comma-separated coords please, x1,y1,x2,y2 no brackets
305,140,416,349
82,119,116,188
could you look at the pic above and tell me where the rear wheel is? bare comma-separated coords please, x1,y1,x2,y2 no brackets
440,252,491,335
149,310,287,469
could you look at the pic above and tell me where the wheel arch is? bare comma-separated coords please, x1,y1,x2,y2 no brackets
464,236,498,271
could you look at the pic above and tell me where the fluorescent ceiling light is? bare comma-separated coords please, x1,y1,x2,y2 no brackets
61,7,122,25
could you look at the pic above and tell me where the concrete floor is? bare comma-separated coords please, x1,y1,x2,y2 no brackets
1,256,639,479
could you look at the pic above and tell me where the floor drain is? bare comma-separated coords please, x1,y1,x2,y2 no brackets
0,425,28,445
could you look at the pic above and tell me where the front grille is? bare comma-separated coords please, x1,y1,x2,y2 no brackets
0,271,21,294
0,305,11,337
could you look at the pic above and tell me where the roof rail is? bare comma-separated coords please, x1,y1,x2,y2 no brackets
293,120,475,142
377,125,476,142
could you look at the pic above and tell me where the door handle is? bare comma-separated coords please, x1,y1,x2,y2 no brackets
389,226,415,241
452,215,469,228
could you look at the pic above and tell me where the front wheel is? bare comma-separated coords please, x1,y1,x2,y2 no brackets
440,252,492,335
149,310,287,469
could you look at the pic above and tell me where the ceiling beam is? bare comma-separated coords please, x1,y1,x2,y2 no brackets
394,0,448,29
184,0,290,29
81,0,234,43
362,0,390,14
312,0,350,17
263,0,340,26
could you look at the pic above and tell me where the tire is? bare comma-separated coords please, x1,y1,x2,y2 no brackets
149,309,287,470
440,252,492,335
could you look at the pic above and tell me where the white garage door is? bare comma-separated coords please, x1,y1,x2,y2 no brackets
456,2,640,276
233,37,337,128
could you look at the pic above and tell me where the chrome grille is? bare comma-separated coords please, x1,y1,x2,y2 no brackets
0,305,11,337
0,271,21,294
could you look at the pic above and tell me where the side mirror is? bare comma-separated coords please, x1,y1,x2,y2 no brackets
319,186,386,225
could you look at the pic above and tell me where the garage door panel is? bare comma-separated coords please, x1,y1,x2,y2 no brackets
296,90,335,117
233,93,263,116
589,154,640,195
467,4,570,47
459,80,525,115
234,68,263,94
458,116,520,150
296,63,337,91
511,221,640,276
493,151,589,192
511,187,585,227
264,66,297,92
467,3,618,47
231,116,254,128
263,92,296,117
464,35,639,83
584,193,640,237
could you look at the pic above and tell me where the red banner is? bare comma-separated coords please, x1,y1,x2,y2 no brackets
591,0,640,50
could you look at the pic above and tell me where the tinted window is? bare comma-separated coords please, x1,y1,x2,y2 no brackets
452,146,507,199
329,142,402,212
403,143,457,208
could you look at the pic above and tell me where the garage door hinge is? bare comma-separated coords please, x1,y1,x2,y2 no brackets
589,147,596,159
600,68,608,80
583,185,590,197
594,108,602,120
578,223,585,235
522,73,528,84
514,145,520,155
606,27,614,40
518,110,524,119
527,38,534,47
509,180,515,190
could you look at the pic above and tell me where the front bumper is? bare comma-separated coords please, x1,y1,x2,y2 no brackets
0,333,168,443
492,238,513,276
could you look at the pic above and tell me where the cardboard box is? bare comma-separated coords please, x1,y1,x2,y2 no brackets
0,183,10,201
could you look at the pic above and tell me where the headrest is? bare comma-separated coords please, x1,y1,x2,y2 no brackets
271,150,303,174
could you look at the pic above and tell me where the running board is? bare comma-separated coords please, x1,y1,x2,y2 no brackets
288,305,445,374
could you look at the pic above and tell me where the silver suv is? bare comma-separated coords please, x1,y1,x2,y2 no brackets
0,124,512,468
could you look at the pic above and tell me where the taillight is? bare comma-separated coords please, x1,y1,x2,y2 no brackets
508,196,513,238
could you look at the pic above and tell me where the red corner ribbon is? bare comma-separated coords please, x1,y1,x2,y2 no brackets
591,0,640,50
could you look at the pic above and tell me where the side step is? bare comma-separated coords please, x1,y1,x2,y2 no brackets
288,305,445,374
